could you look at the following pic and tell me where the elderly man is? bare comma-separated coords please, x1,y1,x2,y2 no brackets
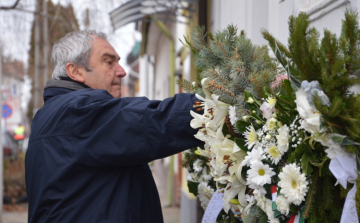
25,30,201,223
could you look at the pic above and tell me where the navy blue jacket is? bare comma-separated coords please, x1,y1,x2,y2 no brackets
25,80,201,223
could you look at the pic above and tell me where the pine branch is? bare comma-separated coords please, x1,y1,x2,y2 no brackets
183,154,197,167
176,78,197,93
303,170,319,218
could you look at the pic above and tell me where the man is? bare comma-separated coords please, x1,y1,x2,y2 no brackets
25,30,201,223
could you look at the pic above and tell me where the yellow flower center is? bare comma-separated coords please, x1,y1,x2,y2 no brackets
268,97,277,106
291,180,297,189
269,146,280,158
249,131,257,143
268,119,277,130
258,169,265,176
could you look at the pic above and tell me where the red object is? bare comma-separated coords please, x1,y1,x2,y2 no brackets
14,134,25,140
288,214,296,223
271,185,277,194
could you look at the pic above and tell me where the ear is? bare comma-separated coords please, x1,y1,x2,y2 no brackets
65,62,85,83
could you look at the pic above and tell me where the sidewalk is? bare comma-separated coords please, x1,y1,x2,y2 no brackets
152,159,181,223
2,203,28,223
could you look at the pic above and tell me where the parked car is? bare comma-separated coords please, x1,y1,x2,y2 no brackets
3,131,18,158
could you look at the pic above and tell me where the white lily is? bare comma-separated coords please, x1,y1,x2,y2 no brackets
216,175,247,213
295,88,324,134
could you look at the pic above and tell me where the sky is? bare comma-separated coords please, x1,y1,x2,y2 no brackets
0,0,140,111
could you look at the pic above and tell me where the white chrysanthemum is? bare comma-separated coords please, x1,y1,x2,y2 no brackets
187,172,199,182
244,125,259,149
197,182,215,209
275,195,290,215
199,175,209,183
229,106,238,126
247,162,275,186
276,125,290,154
278,163,309,205
193,159,203,172
202,168,213,181
241,147,266,167
265,144,281,164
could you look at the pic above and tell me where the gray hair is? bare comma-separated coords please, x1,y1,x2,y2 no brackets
51,30,107,80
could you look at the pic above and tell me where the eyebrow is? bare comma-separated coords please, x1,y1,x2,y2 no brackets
102,53,120,61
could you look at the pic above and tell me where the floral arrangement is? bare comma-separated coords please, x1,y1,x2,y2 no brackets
180,10,360,223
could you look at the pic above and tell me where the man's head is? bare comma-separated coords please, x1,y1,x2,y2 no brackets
51,30,126,98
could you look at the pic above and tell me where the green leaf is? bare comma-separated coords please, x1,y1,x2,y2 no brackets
294,143,306,159
187,181,199,196
236,120,251,134
332,135,345,144
341,138,360,145
235,138,248,152
290,204,298,215
356,149,360,173
301,153,313,176
275,42,286,67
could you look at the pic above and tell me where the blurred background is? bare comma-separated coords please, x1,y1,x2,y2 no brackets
0,0,358,222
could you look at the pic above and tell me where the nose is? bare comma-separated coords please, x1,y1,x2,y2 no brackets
115,64,127,77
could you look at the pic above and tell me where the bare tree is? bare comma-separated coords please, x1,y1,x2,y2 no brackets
0,0,20,10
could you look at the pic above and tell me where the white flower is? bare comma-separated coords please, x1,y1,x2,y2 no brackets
260,101,276,119
276,125,290,154
241,147,266,167
219,175,247,213
202,168,213,182
278,163,309,205
265,134,272,141
199,174,209,183
275,195,290,215
247,97,255,104
267,118,277,130
187,171,199,182
254,189,267,210
198,182,215,209
247,182,267,195
265,144,282,164
295,88,324,134
242,115,250,121
267,97,277,107
229,106,238,126
265,199,280,223
244,125,259,149
244,194,255,214
247,162,275,186
193,159,203,172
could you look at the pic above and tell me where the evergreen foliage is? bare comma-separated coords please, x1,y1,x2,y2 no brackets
262,10,360,219
180,25,277,122
262,10,360,143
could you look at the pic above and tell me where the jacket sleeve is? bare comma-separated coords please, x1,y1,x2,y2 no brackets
71,91,202,167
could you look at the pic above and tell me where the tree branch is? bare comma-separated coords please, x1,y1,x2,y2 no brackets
0,0,20,10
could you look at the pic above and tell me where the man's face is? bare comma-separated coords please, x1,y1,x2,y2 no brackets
83,37,126,98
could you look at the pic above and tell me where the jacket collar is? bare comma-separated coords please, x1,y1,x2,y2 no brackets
45,77,90,91
43,77,90,102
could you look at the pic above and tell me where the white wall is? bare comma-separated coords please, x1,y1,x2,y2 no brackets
210,0,360,47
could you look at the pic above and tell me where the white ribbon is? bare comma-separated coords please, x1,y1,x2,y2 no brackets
329,154,359,223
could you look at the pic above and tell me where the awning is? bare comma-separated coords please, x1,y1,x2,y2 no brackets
110,0,197,30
